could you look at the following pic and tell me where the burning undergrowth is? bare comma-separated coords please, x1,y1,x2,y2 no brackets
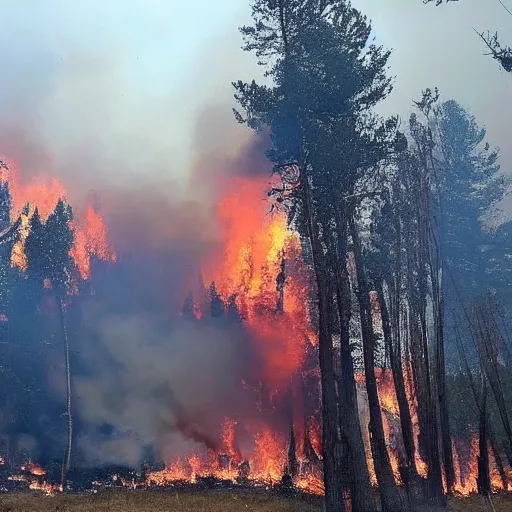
74,314,258,468
0,121,508,499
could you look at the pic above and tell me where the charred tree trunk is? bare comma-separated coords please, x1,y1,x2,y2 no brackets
408,306,429,464
488,430,508,492
300,168,345,512
59,297,73,490
288,422,298,479
418,184,444,501
349,215,407,512
477,376,490,496
474,304,512,467
404,207,430,474
377,284,418,481
336,267,377,512
430,256,454,494
330,201,377,512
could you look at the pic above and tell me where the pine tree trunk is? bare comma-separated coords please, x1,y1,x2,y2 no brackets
301,170,345,512
431,268,454,493
335,268,377,512
59,297,73,490
408,306,429,463
350,216,406,512
418,189,444,501
477,377,490,496
331,203,377,512
377,284,418,481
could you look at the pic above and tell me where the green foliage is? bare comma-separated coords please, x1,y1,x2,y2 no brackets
209,282,225,318
25,200,74,296
405,93,508,299
435,100,506,295
44,200,74,295
234,0,402,236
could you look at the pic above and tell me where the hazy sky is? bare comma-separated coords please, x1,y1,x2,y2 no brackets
0,0,510,208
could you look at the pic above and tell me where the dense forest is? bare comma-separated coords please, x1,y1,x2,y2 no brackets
0,1,509,511
231,1,512,511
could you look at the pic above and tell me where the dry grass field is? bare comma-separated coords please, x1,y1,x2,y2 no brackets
0,490,509,512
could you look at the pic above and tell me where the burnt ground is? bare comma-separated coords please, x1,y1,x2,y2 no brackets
0,490,509,512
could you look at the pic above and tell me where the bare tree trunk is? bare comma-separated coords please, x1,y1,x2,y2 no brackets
477,375,491,496
59,297,72,490
350,215,407,512
301,169,345,512
474,302,512,467
429,249,454,493
419,107,454,494
377,284,417,480
336,268,377,512
330,201,377,512
417,183,444,501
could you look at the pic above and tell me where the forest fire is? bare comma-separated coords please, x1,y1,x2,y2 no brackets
132,173,511,498
0,159,509,501
0,159,116,281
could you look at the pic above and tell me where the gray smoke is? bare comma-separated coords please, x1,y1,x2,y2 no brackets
1,0,509,467
70,313,258,467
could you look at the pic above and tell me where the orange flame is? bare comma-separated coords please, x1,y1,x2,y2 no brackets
200,176,315,391
1,159,115,280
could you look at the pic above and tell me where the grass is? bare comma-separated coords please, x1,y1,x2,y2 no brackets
0,489,322,512
0,490,509,512
448,493,512,512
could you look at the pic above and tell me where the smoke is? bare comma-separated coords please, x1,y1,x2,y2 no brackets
355,0,512,213
65,312,259,467
0,1,275,467
0,1,260,201
2,0,509,468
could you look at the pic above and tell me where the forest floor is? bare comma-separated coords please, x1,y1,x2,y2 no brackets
0,490,510,512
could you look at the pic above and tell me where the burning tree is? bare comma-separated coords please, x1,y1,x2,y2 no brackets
233,1,409,510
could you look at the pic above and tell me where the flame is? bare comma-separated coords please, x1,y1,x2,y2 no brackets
295,473,324,495
0,167,507,500
250,426,287,483
20,460,46,476
1,159,115,280
307,417,322,461
70,204,117,280
201,176,315,391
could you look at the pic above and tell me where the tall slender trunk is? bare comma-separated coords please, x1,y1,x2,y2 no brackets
349,216,407,512
300,169,345,512
429,247,454,493
335,268,377,512
330,200,376,512
426,122,455,496
418,183,444,500
477,376,490,496
377,284,417,480
59,297,72,490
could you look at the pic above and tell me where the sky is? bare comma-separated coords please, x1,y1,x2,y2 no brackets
0,0,510,210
